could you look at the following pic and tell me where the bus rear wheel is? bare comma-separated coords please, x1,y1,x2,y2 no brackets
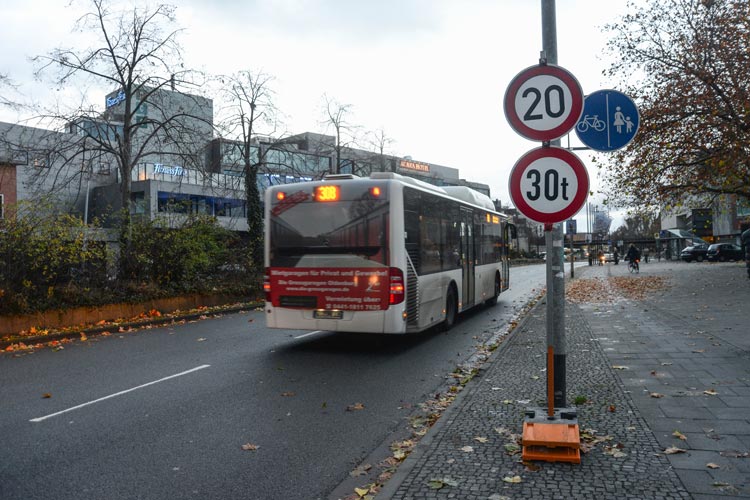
442,286,457,331
485,275,501,306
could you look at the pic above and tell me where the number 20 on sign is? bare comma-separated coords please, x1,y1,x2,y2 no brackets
504,64,584,142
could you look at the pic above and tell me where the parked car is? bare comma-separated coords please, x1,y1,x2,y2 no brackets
680,244,708,262
706,243,743,262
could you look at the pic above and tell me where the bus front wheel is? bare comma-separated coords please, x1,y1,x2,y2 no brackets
443,286,457,331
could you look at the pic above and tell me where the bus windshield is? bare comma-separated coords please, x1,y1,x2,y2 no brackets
270,192,389,268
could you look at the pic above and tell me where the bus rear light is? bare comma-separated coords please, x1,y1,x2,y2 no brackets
370,186,381,197
276,191,286,201
389,267,405,305
263,268,271,301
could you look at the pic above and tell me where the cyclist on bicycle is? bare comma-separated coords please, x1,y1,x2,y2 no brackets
626,244,641,271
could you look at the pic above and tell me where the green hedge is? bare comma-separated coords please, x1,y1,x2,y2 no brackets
0,203,259,315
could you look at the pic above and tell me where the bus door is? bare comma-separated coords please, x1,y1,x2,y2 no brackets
460,207,475,308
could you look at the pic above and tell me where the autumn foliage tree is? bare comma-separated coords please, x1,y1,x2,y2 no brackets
598,0,750,211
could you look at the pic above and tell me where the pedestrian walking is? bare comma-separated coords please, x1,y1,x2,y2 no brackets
643,247,650,263
742,228,750,279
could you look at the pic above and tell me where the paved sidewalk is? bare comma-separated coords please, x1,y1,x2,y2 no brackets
378,260,750,499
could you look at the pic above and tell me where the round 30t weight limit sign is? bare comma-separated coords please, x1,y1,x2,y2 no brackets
504,64,584,142
509,147,589,224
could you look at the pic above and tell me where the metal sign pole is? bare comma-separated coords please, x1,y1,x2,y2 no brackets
541,0,566,409
517,0,583,464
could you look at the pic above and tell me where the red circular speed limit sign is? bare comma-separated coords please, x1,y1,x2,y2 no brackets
509,146,589,224
504,64,584,142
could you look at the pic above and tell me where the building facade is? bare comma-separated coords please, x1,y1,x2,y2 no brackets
1,87,490,229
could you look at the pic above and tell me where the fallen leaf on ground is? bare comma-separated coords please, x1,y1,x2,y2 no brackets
241,443,259,451
502,475,522,484
504,443,520,454
672,430,687,441
703,389,718,396
347,403,365,411
650,392,664,398
460,445,474,453
281,391,295,397
428,477,458,489
197,337,207,342
42,393,52,398
523,461,541,471
354,486,370,497
474,436,488,443
604,445,627,458
612,365,628,370
663,446,687,454
391,439,414,461
707,463,720,469
349,464,371,477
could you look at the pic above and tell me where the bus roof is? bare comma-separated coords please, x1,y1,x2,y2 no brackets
368,172,497,212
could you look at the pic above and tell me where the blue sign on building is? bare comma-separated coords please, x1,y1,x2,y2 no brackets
575,89,639,152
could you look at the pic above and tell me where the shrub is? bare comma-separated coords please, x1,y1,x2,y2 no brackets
0,203,258,315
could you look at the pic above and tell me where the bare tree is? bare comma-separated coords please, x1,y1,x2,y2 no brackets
213,70,280,269
367,128,396,173
0,73,23,112
320,94,360,174
30,0,210,276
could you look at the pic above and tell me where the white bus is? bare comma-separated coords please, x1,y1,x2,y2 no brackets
263,172,515,334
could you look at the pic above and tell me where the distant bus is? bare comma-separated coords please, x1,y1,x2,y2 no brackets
263,172,515,334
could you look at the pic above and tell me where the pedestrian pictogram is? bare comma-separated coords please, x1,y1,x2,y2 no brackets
504,64,584,142
575,89,639,152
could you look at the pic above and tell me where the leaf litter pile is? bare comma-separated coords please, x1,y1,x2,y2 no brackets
566,275,671,303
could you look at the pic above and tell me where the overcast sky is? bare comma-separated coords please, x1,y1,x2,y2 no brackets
0,0,636,229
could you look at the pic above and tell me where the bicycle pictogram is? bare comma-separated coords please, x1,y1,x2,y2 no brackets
576,114,606,133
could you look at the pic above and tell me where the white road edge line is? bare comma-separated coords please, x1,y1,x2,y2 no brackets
30,364,211,423
294,330,325,339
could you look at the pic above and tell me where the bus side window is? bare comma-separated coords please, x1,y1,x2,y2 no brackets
420,194,443,275
442,203,460,270
404,187,421,269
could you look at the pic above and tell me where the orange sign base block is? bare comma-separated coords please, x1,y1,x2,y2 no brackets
521,409,581,464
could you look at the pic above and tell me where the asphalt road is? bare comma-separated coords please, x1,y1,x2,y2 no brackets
0,263,565,500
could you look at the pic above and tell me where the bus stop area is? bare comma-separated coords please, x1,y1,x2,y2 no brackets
376,261,750,499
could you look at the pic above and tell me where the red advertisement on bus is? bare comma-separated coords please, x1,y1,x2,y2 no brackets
268,267,392,311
